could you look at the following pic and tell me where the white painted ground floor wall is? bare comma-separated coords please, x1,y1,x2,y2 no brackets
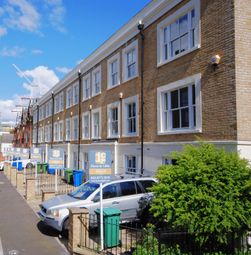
35,140,251,178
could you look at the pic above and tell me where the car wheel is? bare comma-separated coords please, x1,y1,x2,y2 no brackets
62,218,69,237
26,163,33,169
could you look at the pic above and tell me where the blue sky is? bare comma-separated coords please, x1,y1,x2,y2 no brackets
0,0,150,124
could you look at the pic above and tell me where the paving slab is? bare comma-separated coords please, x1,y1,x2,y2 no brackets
0,172,69,255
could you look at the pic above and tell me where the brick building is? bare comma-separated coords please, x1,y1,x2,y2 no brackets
13,105,33,149
32,0,251,176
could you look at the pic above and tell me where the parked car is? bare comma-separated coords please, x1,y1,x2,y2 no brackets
38,177,157,234
0,161,4,171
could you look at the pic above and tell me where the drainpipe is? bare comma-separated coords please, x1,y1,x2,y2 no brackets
36,104,39,147
77,70,82,169
51,92,54,148
138,20,145,175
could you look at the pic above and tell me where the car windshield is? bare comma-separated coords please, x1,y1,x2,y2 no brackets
69,182,99,200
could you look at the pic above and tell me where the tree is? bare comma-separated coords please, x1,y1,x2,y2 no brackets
150,143,251,245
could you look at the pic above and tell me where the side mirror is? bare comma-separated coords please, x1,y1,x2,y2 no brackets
92,196,100,203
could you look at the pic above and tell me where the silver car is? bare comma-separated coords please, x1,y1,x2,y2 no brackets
38,177,156,234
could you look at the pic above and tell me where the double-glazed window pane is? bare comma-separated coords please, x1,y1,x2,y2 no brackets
126,155,137,174
164,10,194,60
74,85,79,104
83,115,89,138
94,72,100,94
127,102,136,133
84,78,90,99
73,118,78,140
127,49,136,78
111,60,118,86
93,112,99,137
164,84,196,130
111,107,118,135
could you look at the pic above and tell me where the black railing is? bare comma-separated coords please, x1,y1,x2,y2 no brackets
77,213,251,255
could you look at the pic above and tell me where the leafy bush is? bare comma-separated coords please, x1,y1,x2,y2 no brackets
150,143,251,245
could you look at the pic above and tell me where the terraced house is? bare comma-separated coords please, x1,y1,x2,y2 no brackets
32,0,251,176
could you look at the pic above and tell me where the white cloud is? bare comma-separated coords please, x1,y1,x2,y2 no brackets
4,0,41,33
0,65,59,123
31,49,43,55
56,66,72,74
0,46,25,57
21,66,59,97
0,26,7,37
45,0,66,33
0,96,23,124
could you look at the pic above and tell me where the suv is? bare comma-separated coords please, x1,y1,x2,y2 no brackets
38,177,156,234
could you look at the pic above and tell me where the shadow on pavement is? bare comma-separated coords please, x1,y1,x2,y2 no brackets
37,221,69,250
37,221,59,237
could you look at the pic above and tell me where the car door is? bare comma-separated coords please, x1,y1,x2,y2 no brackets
116,181,143,221
88,183,120,216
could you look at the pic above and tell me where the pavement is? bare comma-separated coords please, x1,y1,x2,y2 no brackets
0,171,69,255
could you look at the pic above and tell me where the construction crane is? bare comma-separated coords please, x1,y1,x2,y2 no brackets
12,64,40,101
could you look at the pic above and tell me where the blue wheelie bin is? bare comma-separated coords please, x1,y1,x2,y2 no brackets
17,161,23,171
73,170,84,187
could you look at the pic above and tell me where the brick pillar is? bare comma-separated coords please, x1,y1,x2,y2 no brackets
10,168,17,187
68,208,89,254
41,190,55,202
16,171,24,190
25,178,36,201
4,163,10,176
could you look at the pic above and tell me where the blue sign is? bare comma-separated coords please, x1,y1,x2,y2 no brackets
89,150,112,183
30,148,42,161
48,148,64,169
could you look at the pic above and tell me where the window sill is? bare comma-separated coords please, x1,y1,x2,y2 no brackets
123,74,138,83
107,135,120,139
157,45,200,68
82,97,91,102
107,82,121,91
122,133,138,138
158,128,202,135
91,91,101,98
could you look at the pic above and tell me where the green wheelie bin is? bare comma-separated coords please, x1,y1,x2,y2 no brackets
95,208,121,248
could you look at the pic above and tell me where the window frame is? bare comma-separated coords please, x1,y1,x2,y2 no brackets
92,107,101,139
107,53,120,89
122,40,138,82
65,118,71,141
122,95,138,137
71,115,79,141
157,73,202,135
73,83,79,105
92,66,101,97
66,86,73,109
107,101,120,138
157,0,200,67
125,155,138,175
82,111,90,140
82,73,91,101
58,120,64,141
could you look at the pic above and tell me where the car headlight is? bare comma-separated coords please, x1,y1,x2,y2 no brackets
48,209,60,218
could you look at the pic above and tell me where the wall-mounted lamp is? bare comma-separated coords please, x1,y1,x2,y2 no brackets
138,20,144,31
78,69,81,76
89,105,92,111
47,120,50,124
70,111,73,117
119,92,123,99
211,54,221,67
57,117,60,121
40,124,42,127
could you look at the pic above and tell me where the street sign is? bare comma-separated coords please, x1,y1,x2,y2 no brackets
21,148,30,159
30,148,42,161
48,148,64,169
89,150,112,183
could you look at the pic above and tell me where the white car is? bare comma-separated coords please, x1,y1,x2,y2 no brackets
11,159,37,169
0,161,4,171
38,177,156,234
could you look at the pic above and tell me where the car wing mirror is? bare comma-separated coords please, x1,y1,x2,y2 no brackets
92,196,100,203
